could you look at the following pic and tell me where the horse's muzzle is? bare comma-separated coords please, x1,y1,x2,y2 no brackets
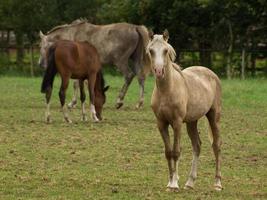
154,67,164,79
38,57,46,69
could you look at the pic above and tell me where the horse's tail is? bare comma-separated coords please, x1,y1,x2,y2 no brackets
134,25,151,76
41,45,57,93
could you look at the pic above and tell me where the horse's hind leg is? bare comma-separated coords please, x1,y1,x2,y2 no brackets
206,108,222,191
45,87,52,123
79,79,87,121
68,80,79,109
59,78,72,123
136,73,145,109
184,121,201,189
116,62,135,109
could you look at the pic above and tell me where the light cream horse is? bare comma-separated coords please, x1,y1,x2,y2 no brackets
148,30,222,191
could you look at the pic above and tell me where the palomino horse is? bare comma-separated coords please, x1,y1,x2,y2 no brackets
39,19,150,109
148,30,222,191
41,40,109,123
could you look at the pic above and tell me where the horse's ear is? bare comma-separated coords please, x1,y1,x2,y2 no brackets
104,85,110,92
39,31,45,39
148,29,154,40
163,29,169,41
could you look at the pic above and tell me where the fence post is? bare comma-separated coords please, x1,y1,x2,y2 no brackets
241,48,245,79
30,44,34,77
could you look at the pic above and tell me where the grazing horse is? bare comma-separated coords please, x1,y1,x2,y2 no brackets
147,30,222,191
41,40,109,123
39,19,150,109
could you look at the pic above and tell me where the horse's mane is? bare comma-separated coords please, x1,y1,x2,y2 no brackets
47,18,88,34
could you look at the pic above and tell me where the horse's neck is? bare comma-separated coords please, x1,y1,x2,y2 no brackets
155,61,183,93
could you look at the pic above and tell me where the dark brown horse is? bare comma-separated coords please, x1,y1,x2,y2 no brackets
41,40,109,123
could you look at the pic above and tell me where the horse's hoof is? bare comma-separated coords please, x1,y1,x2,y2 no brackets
135,102,144,109
67,102,77,110
46,116,52,124
166,187,179,193
214,184,223,191
184,184,194,190
92,115,100,123
93,119,99,123
115,102,123,109
81,116,88,122
65,118,72,123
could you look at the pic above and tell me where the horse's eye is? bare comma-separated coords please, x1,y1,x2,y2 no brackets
163,48,168,55
149,49,155,56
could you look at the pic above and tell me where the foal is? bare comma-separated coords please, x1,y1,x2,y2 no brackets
41,40,109,123
148,31,222,191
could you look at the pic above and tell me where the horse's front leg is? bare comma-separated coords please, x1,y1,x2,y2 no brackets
45,87,52,123
67,80,79,109
79,79,87,121
59,78,72,123
88,74,99,122
157,119,177,191
168,119,183,192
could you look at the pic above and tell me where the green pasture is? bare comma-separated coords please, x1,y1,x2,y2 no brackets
0,75,266,199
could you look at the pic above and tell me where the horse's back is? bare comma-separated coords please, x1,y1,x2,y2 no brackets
54,40,101,77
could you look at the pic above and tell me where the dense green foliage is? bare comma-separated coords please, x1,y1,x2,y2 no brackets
0,76,266,199
0,0,266,77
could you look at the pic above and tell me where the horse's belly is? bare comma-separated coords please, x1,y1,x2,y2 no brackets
184,89,213,120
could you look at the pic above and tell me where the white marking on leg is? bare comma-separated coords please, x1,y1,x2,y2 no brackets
81,102,87,121
45,102,51,123
167,160,179,190
68,83,79,108
214,177,222,191
185,152,198,189
90,104,99,122
62,105,72,123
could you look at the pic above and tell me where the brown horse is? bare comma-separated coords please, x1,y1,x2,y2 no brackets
41,40,109,123
147,31,222,191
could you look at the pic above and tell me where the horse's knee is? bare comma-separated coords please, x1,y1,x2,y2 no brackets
172,150,181,161
165,149,172,160
125,73,135,83
212,138,222,153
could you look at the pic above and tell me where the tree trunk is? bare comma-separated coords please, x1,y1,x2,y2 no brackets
15,31,24,66
6,30,10,62
227,21,234,79
199,42,212,68
251,52,256,77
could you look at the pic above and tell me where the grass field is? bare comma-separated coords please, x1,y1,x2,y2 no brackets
0,75,266,200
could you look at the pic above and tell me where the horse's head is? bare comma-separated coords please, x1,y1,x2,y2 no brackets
95,71,109,120
39,31,55,68
146,29,176,79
